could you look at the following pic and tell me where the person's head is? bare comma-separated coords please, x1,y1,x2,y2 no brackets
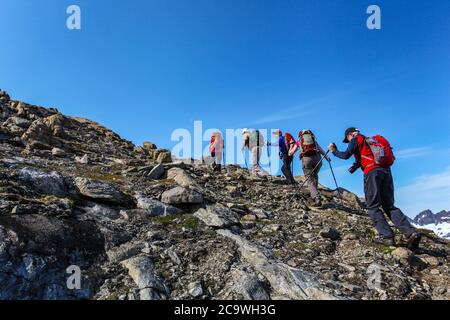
242,128,250,136
343,127,360,143
272,130,282,137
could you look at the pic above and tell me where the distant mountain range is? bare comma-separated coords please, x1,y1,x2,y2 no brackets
410,210,450,240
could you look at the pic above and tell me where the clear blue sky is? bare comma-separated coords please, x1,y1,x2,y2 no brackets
1,0,449,216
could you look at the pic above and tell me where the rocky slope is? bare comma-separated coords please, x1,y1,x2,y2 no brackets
0,90,449,300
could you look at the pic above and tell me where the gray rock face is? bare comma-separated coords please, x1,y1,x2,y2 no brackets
18,168,69,197
167,167,198,188
135,194,182,216
194,205,240,228
229,268,270,300
121,256,169,300
217,229,337,300
0,214,104,300
161,187,203,205
147,163,165,180
107,242,146,263
74,177,134,206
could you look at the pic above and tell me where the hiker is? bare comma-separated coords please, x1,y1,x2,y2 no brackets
328,127,421,249
241,128,265,172
289,129,330,207
209,131,224,172
269,130,296,184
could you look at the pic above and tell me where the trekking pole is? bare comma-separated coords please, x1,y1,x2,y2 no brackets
291,160,294,177
242,149,248,169
289,150,330,202
266,143,272,175
328,159,343,205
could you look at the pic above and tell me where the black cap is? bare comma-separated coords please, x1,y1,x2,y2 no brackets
343,127,359,143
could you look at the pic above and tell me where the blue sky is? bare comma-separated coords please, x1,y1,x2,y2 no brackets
1,0,449,217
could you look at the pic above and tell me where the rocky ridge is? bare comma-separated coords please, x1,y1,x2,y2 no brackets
0,90,449,300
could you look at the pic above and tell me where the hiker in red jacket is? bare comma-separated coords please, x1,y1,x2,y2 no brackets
289,129,330,207
209,131,224,172
328,127,421,250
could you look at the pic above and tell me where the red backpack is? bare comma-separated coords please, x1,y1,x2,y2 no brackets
298,129,318,158
285,133,295,146
358,134,395,171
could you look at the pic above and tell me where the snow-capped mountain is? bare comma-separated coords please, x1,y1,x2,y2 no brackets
412,210,450,240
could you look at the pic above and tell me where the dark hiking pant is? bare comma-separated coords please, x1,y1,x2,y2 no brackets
302,153,322,200
364,167,416,239
281,153,295,184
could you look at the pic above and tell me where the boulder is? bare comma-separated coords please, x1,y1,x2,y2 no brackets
194,205,240,228
74,177,134,206
51,147,66,157
392,247,413,261
167,167,198,188
161,187,203,205
18,168,69,197
21,119,59,149
142,141,157,151
157,150,172,164
135,194,182,216
0,90,10,101
188,281,203,298
107,242,146,263
121,256,169,300
43,114,65,136
147,163,165,180
3,116,32,128
340,189,363,208
75,154,90,164
419,255,440,267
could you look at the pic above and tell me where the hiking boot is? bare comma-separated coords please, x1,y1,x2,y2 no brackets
406,232,422,251
373,236,395,247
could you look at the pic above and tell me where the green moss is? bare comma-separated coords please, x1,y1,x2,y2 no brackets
378,246,395,254
181,215,200,229
254,219,272,225
273,249,283,258
153,215,178,226
286,241,308,251
37,195,74,206
81,172,123,183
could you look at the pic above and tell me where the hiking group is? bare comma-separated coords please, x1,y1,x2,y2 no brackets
209,127,422,250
